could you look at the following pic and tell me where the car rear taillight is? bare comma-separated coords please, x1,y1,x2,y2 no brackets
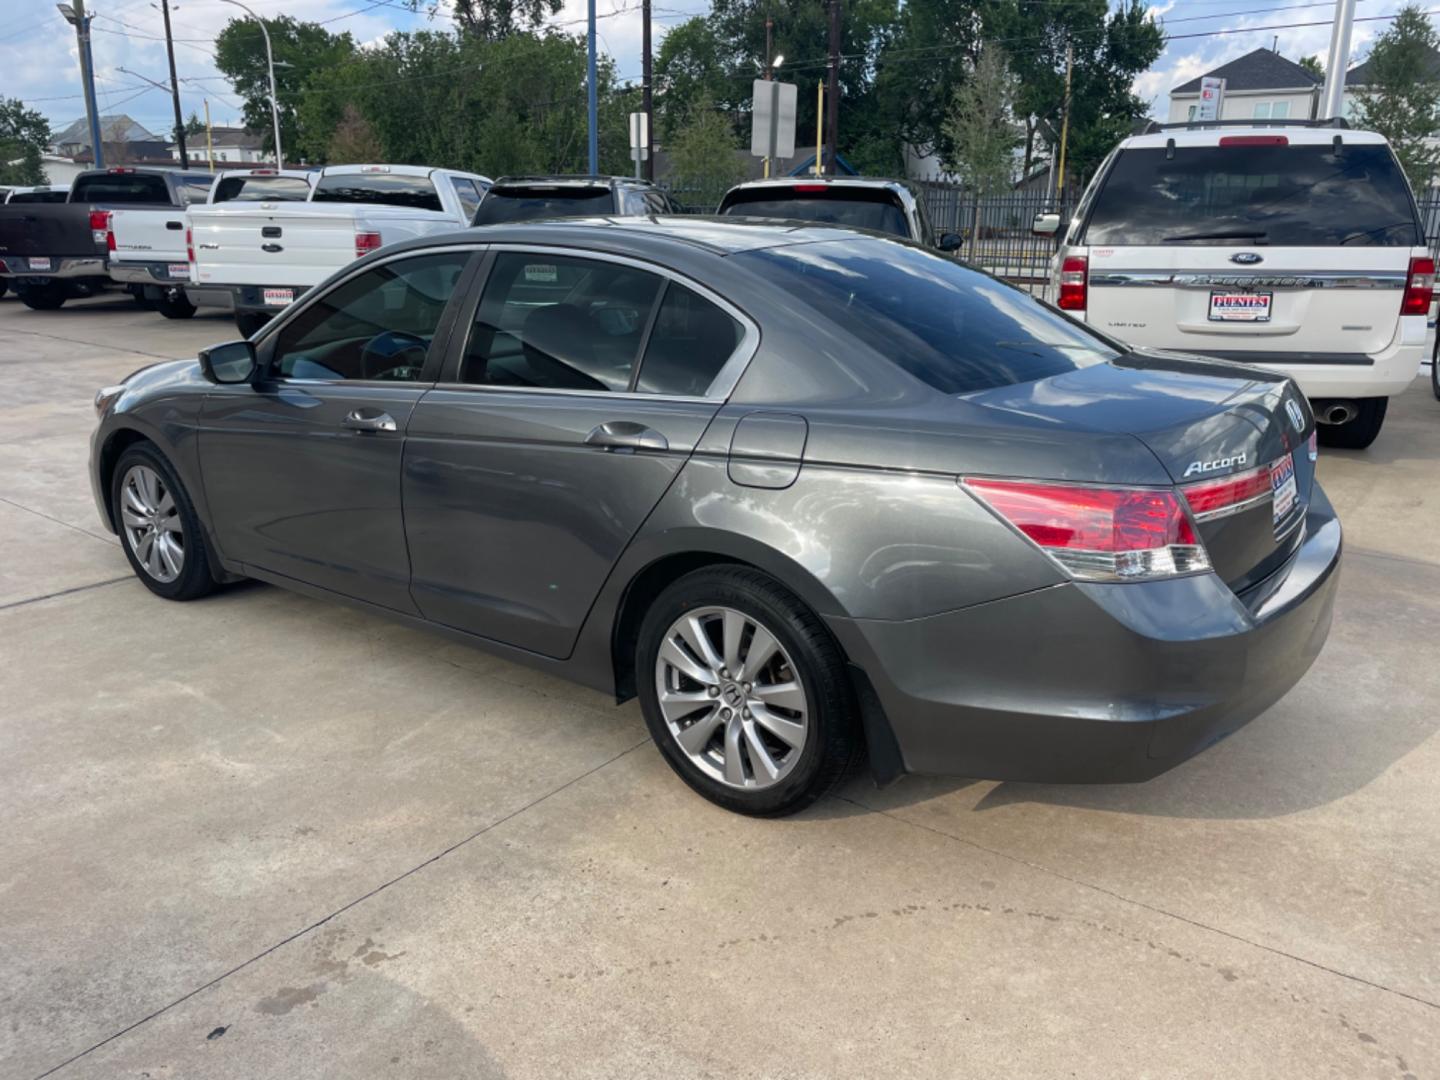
964,478,1209,581
1180,465,1272,522
1057,255,1087,311
1307,430,1318,463
90,210,111,246
185,226,194,266
355,231,382,259
0,258,8,274
792,184,827,192
1219,135,1288,147
1402,256,1434,315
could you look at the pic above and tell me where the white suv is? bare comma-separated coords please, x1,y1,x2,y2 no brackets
1041,121,1431,449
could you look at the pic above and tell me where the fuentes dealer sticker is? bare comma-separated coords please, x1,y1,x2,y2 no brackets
1209,291,1272,322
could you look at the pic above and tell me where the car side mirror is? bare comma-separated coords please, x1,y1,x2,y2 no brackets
937,232,964,252
198,340,257,384
1032,212,1061,237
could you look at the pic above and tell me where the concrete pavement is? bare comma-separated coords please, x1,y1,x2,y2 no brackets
1,292,1437,1079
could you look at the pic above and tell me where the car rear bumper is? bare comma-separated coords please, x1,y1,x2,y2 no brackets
109,260,189,287
828,484,1341,784
227,283,310,316
0,255,107,281
1189,338,1423,399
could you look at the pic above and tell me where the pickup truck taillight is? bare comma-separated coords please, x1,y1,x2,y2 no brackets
963,477,1209,581
186,226,194,265
355,231,382,259
1402,256,1434,316
1057,255,1087,311
90,210,112,247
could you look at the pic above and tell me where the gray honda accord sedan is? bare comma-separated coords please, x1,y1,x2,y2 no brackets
90,218,1341,816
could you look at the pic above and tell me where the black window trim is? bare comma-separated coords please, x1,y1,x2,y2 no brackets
436,243,760,402
251,244,484,387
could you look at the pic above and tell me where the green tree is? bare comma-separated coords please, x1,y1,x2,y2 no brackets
184,112,206,136
654,18,735,140
1299,54,1324,79
215,16,357,159
0,98,51,186
943,46,1020,249
1352,5,1440,189
664,96,746,196
326,104,383,162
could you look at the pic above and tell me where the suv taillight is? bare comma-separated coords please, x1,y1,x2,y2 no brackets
355,231,382,259
963,478,1209,581
90,210,111,246
1402,256,1434,316
1058,255,1087,311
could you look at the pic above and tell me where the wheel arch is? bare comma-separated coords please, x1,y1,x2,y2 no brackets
96,426,156,531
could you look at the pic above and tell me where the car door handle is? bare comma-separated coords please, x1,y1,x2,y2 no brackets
343,409,397,434
584,421,668,453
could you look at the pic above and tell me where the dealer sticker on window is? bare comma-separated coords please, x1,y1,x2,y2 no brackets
524,263,558,283
262,287,294,307
1209,291,1272,322
1271,452,1298,533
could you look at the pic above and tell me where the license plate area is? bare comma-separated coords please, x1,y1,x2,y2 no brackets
29,257,52,272
1209,290,1271,322
167,263,189,279
262,287,294,307
1270,452,1298,535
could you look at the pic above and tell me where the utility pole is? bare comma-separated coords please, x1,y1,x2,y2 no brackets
160,0,188,167
58,1,105,169
587,0,598,174
642,0,653,181
204,99,215,170
1319,0,1357,119
1056,42,1073,200
824,0,840,174
765,16,774,79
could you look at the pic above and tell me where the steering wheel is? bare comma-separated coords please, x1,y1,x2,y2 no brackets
360,330,429,380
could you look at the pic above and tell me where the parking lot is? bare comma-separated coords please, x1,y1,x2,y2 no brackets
1,291,1438,1079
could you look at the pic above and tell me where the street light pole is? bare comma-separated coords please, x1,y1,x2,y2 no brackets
219,0,283,166
587,0,598,174
57,1,105,170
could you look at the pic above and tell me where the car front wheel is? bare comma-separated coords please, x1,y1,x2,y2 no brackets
18,283,66,310
637,566,862,816
111,443,217,601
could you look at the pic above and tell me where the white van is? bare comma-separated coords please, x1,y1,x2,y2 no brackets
1040,121,1430,449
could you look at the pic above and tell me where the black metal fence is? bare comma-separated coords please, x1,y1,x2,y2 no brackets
917,183,1073,295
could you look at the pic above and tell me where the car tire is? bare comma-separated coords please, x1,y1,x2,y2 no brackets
155,291,196,319
18,283,66,310
111,443,217,602
636,566,862,817
128,285,155,310
1432,348,1440,401
0,279,8,299
1316,396,1387,450
234,310,271,338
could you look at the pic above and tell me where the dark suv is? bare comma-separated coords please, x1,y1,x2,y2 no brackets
472,176,683,225
717,177,961,251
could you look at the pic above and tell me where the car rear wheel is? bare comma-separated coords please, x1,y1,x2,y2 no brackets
155,290,196,319
1316,396,1387,450
18,283,66,310
234,310,271,338
0,279,8,299
111,444,216,601
1432,349,1440,401
637,566,862,816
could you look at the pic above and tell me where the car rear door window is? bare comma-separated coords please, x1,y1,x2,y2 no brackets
1083,143,1422,247
311,172,442,212
738,237,1118,395
458,252,663,391
452,177,484,221
270,252,471,382
633,284,743,396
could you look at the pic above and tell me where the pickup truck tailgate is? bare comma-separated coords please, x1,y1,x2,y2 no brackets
109,207,189,265
190,204,360,288
0,204,97,259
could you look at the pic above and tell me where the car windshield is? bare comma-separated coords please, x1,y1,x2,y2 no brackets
738,238,1119,394
1084,143,1422,247
311,172,441,211
213,175,312,202
719,187,911,237
473,187,614,224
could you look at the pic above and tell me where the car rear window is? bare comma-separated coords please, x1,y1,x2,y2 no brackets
7,190,68,203
311,172,442,212
719,186,911,238
213,175,312,203
1084,143,1422,247
738,238,1119,395
70,173,171,204
472,187,615,225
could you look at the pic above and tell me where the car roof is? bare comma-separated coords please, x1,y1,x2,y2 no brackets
319,164,435,177
1122,126,1391,150
488,175,654,190
724,175,913,193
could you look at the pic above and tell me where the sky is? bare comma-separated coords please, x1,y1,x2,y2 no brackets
0,0,1417,145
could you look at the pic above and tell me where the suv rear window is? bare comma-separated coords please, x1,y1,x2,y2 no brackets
1084,143,1422,247
213,175,312,203
71,173,171,204
739,238,1118,394
312,172,441,212
472,186,615,225
719,186,911,238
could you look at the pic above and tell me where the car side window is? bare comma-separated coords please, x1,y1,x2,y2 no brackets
633,283,743,396
621,188,650,215
458,252,663,391
270,252,470,382
452,177,483,221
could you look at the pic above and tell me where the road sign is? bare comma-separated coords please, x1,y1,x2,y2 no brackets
1195,77,1226,122
751,79,797,160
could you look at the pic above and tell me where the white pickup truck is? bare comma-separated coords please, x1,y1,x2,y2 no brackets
108,168,315,319
186,164,491,335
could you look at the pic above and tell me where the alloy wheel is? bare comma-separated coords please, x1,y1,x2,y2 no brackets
654,605,809,790
120,464,185,583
